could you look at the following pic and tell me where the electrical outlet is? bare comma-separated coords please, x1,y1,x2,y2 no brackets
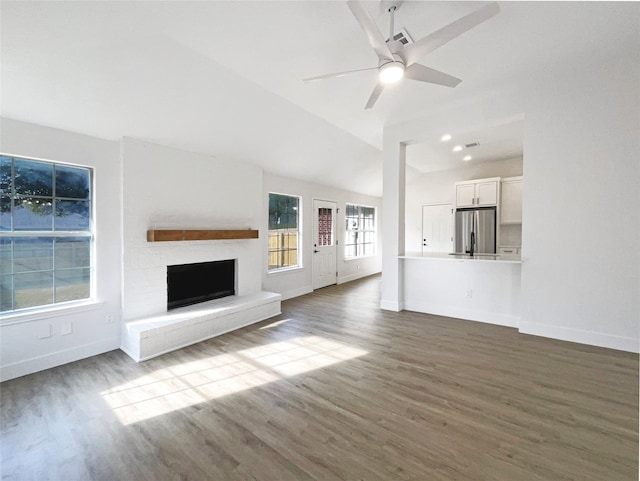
106,313,114,324
465,289,473,298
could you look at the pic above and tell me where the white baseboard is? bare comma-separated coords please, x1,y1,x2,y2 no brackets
0,337,120,382
519,321,639,353
380,299,402,312
403,300,519,328
338,270,381,285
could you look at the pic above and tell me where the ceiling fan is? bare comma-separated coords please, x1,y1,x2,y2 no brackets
303,1,500,109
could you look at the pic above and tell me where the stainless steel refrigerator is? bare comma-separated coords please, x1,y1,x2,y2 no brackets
454,207,496,255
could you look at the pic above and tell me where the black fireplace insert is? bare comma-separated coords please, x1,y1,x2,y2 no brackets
167,259,235,310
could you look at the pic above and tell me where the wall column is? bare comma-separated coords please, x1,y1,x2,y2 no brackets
380,138,405,311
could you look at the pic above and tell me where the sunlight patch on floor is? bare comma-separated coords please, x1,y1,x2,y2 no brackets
102,335,367,425
259,318,290,329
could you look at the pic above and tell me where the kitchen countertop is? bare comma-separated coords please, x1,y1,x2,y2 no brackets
400,252,522,264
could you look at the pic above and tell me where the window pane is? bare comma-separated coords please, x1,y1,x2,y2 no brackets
0,238,11,275
13,271,54,309
14,158,53,197
0,275,13,311
268,193,300,270
269,194,298,230
55,237,90,268
0,156,11,193
55,165,90,199
345,204,376,258
13,196,53,230
0,195,10,231
13,237,54,273
317,208,333,246
55,268,90,303
55,200,90,230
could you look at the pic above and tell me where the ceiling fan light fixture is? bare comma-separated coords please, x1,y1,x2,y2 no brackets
379,61,405,84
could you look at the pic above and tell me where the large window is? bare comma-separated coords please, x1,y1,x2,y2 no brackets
345,204,376,258
268,193,300,271
0,155,93,313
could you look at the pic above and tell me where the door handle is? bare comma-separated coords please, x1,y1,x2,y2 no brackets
314,250,319,253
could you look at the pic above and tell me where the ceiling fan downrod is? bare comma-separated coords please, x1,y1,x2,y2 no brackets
388,5,396,42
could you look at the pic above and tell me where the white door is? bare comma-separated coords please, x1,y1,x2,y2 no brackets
313,200,338,289
422,204,454,253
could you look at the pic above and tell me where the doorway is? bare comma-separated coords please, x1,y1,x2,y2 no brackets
422,203,454,254
312,199,338,289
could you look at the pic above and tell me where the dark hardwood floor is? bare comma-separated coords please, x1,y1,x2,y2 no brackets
1,274,638,480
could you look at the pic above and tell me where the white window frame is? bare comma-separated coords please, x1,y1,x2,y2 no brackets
0,154,95,316
267,192,302,273
344,203,376,259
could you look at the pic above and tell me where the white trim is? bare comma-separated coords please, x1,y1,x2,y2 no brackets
519,321,639,353
0,231,92,238
403,300,519,328
380,299,402,312
338,270,380,285
267,265,304,276
267,191,302,273
0,300,105,326
0,337,119,382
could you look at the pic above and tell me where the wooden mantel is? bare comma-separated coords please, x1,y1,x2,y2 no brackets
147,229,259,242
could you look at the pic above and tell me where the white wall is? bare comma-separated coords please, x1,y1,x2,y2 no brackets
382,51,639,352
262,173,382,300
405,157,523,252
121,138,263,321
518,55,640,351
0,118,122,381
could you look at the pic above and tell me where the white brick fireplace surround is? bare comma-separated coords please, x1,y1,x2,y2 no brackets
121,289,281,362
121,138,280,361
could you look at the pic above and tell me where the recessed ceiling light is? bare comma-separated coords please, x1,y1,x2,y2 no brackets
441,134,452,142
463,155,472,161
453,145,463,152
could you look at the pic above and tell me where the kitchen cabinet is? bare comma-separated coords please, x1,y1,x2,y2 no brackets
455,178,499,207
500,176,523,224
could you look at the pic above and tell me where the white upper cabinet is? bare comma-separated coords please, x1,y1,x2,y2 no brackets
455,183,476,207
500,176,523,224
455,178,499,207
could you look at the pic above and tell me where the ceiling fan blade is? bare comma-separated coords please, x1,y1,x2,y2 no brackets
303,66,378,83
404,2,500,66
347,0,394,61
404,63,462,88
364,82,385,110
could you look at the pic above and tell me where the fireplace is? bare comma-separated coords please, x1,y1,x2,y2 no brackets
167,259,235,310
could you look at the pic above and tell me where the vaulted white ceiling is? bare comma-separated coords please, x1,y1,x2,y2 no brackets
1,1,638,196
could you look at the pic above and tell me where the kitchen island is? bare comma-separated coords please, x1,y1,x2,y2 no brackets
400,252,522,327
